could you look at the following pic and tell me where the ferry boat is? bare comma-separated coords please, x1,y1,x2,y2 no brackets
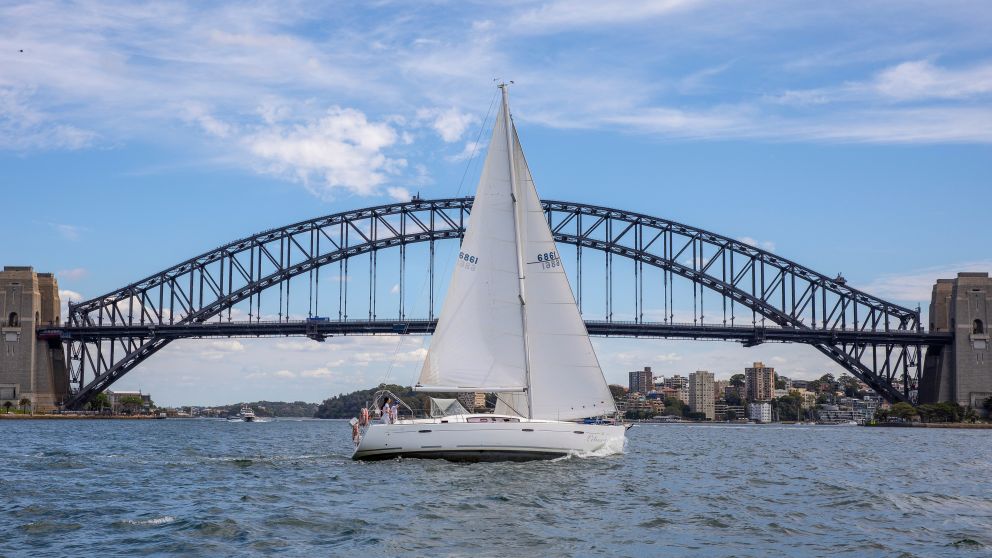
229,404,256,422
351,85,626,462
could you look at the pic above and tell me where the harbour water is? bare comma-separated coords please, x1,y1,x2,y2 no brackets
2,419,990,557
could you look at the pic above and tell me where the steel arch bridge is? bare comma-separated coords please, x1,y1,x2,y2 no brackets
45,197,950,409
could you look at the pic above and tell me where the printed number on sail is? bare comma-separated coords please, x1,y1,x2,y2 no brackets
535,251,560,269
458,251,479,270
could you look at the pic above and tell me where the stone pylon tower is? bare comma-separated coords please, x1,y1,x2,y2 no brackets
920,272,992,408
0,266,70,411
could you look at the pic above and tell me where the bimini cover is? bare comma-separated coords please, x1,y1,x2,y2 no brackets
429,398,469,417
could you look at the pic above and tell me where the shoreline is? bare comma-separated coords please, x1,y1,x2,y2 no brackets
0,413,162,420
868,422,992,429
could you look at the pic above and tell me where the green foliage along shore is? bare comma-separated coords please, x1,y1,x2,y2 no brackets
221,401,318,417
313,385,462,419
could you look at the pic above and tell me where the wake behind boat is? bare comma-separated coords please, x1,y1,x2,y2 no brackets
351,85,627,462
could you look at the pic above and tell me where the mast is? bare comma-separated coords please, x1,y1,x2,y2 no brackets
500,82,534,419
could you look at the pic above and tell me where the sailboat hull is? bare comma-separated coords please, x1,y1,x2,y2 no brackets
352,415,625,462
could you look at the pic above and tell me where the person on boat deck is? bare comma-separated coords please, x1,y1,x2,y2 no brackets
390,401,400,423
380,399,392,424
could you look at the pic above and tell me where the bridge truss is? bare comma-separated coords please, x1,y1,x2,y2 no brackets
50,198,950,408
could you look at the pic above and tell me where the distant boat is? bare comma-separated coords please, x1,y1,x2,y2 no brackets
229,404,256,422
351,85,626,462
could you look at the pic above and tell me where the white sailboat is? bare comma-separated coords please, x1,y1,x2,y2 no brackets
351,85,627,462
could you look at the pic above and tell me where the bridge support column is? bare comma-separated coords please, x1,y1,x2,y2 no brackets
0,266,69,412
920,272,992,409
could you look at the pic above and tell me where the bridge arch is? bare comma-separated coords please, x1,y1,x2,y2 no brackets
61,197,925,408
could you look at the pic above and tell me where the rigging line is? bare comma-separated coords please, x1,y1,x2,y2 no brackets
454,88,500,197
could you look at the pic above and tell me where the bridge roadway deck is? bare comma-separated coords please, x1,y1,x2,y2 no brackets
39,320,951,346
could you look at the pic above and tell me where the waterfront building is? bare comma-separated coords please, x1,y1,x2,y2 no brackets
745,362,775,402
713,380,730,401
662,374,689,402
747,402,773,423
725,384,745,401
818,401,876,424
456,392,486,411
791,379,810,390
792,389,818,409
688,370,715,420
778,375,792,390
622,395,664,416
107,390,153,414
714,403,747,421
628,366,654,394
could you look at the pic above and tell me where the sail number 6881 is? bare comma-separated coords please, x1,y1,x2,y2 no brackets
537,251,560,269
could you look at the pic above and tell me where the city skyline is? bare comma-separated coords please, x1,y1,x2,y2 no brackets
3,1,990,405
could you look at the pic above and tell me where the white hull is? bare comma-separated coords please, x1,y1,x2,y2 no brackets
352,414,626,462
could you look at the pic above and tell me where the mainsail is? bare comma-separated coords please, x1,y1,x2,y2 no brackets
418,86,617,421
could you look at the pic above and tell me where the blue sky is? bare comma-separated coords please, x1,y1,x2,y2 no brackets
2,1,990,405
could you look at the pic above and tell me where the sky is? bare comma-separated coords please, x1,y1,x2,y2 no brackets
2,1,990,406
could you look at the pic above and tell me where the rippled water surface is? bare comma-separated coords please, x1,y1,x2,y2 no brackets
2,419,991,557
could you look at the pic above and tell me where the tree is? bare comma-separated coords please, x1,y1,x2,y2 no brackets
936,401,962,423
775,378,786,390
772,393,803,421
89,393,110,413
18,397,31,413
662,397,685,417
2,400,11,414
724,392,743,406
118,395,145,415
964,407,979,424
890,402,917,421
725,409,737,421
729,374,745,388
608,384,628,401
874,408,890,423
818,374,836,392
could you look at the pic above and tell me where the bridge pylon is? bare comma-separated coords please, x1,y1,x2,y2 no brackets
0,266,70,411
920,272,992,410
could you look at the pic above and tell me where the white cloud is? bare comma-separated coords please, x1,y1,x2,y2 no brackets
513,0,701,32
447,139,487,162
861,261,992,303
182,102,233,138
420,107,477,142
738,236,776,252
274,340,329,352
273,369,296,378
198,339,246,360
655,352,682,362
390,283,400,294
301,367,335,378
872,59,992,101
387,186,411,201
0,87,97,150
59,289,84,302
245,107,406,199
